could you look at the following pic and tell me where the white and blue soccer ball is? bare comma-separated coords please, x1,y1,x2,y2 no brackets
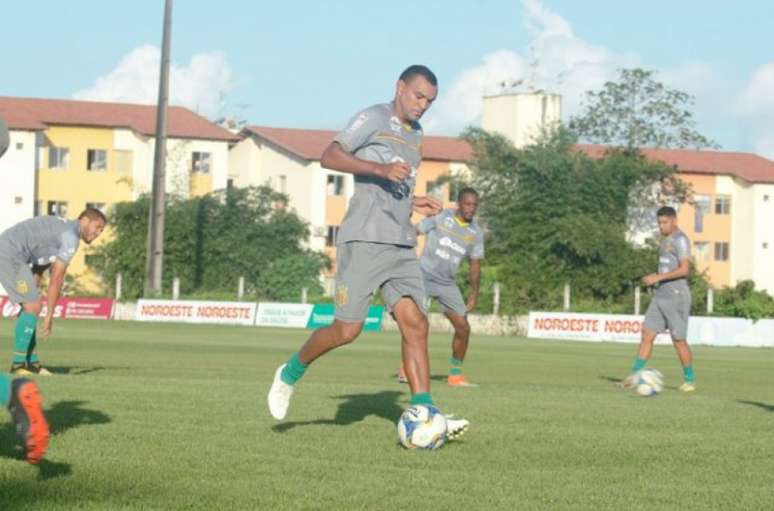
397,405,447,450
634,368,664,397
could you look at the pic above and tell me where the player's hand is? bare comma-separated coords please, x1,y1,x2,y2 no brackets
378,161,411,183
41,316,53,339
466,294,478,312
412,196,442,216
641,273,660,286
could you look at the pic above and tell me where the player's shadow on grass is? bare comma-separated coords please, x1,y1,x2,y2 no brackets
737,400,774,413
272,390,403,433
47,365,126,376
0,399,111,480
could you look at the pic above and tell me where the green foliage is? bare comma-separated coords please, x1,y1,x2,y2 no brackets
569,68,718,150
89,186,328,301
462,126,691,314
714,280,774,321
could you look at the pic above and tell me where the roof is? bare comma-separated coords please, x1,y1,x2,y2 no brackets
576,145,774,184
242,126,472,162
0,96,238,142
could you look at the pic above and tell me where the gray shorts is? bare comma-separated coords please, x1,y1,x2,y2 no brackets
423,274,466,316
0,254,39,305
335,241,427,322
643,288,691,340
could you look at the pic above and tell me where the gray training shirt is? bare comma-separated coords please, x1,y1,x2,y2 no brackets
655,228,691,297
417,208,485,284
334,102,423,247
0,216,81,266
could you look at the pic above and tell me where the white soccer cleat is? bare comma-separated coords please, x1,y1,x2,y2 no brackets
444,414,470,440
267,364,294,420
679,382,696,393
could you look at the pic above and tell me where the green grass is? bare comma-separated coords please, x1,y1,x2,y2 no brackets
1,319,773,510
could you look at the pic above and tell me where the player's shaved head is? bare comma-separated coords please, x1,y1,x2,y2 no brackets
656,206,677,218
399,65,437,87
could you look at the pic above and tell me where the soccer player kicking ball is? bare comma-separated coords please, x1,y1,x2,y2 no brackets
0,117,48,463
398,188,484,387
624,206,696,392
267,65,469,438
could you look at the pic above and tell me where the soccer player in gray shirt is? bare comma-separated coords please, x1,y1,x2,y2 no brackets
398,188,484,387
267,65,469,438
624,206,696,392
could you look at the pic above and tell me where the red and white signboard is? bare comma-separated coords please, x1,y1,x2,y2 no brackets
0,296,114,320
136,299,257,326
528,312,672,344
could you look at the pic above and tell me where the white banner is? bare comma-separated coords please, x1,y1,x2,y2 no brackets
255,303,313,328
528,311,774,347
136,299,256,326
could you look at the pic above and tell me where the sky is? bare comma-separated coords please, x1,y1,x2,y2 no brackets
2,0,774,157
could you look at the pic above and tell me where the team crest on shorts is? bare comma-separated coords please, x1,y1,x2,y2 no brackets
16,280,28,294
336,285,349,307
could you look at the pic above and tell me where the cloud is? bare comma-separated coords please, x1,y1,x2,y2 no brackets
737,62,774,158
424,0,638,135
73,45,233,118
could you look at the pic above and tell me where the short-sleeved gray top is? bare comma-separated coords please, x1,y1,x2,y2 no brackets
655,228,691,296
333,102,423,247
417,209,485,284
0,216,81,266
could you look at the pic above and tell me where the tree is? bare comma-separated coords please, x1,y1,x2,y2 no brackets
462,127,689,313
569,68,718,150
89,186,328,301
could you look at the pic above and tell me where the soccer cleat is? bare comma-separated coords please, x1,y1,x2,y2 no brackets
27,362,53,376
679,382,696,393
444,415,470,440
447,375,478,387
8,378,50,464
397,366,408,384
267,364,294,420
10,363,34,377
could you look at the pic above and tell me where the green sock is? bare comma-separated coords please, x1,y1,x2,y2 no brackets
409,392,434,406
631,357,647,373
0,375,10,407
280,352,308,385
13,312,38,364
449,357,463,376
27,331,39,364
683,365,695,383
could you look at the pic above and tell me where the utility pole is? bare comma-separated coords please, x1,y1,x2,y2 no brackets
144,0,173,296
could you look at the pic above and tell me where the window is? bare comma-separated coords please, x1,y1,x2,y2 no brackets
16,142,23,150
327,174,345,196
325,225,339,247
14,196,23,205
46,201,68,217
694,194,711,233
715,195,731,215
49,147,70,169
763,242,769,249
114,150,133,172
191,151,211,173
227,178,234,189
694,242,710,263
714,242,729,262
278,175,287,194
87,149,107,171
764,195,770,202
86,202,107,213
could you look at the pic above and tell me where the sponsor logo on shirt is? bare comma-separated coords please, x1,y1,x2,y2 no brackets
439,236,467,255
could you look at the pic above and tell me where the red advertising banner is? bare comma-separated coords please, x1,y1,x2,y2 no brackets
0,296,114,320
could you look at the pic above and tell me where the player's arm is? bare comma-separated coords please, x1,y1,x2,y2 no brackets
466,258,482,312
321,142,409,183
41,260,67,338
642,258,689,286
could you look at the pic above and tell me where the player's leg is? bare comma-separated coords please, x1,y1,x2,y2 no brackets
623,298,664,388
667,289,695,392
0,261,42,375
1,374,49,464
267,242,374,420
25,265,51,375
436,283,475,386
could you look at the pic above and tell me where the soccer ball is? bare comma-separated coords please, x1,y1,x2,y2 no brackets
634,368,664,397
397,405,447,450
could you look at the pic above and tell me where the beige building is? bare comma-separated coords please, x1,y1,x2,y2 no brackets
482,90,562,149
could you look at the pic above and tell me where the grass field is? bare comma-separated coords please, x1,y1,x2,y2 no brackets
0,319,773,510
